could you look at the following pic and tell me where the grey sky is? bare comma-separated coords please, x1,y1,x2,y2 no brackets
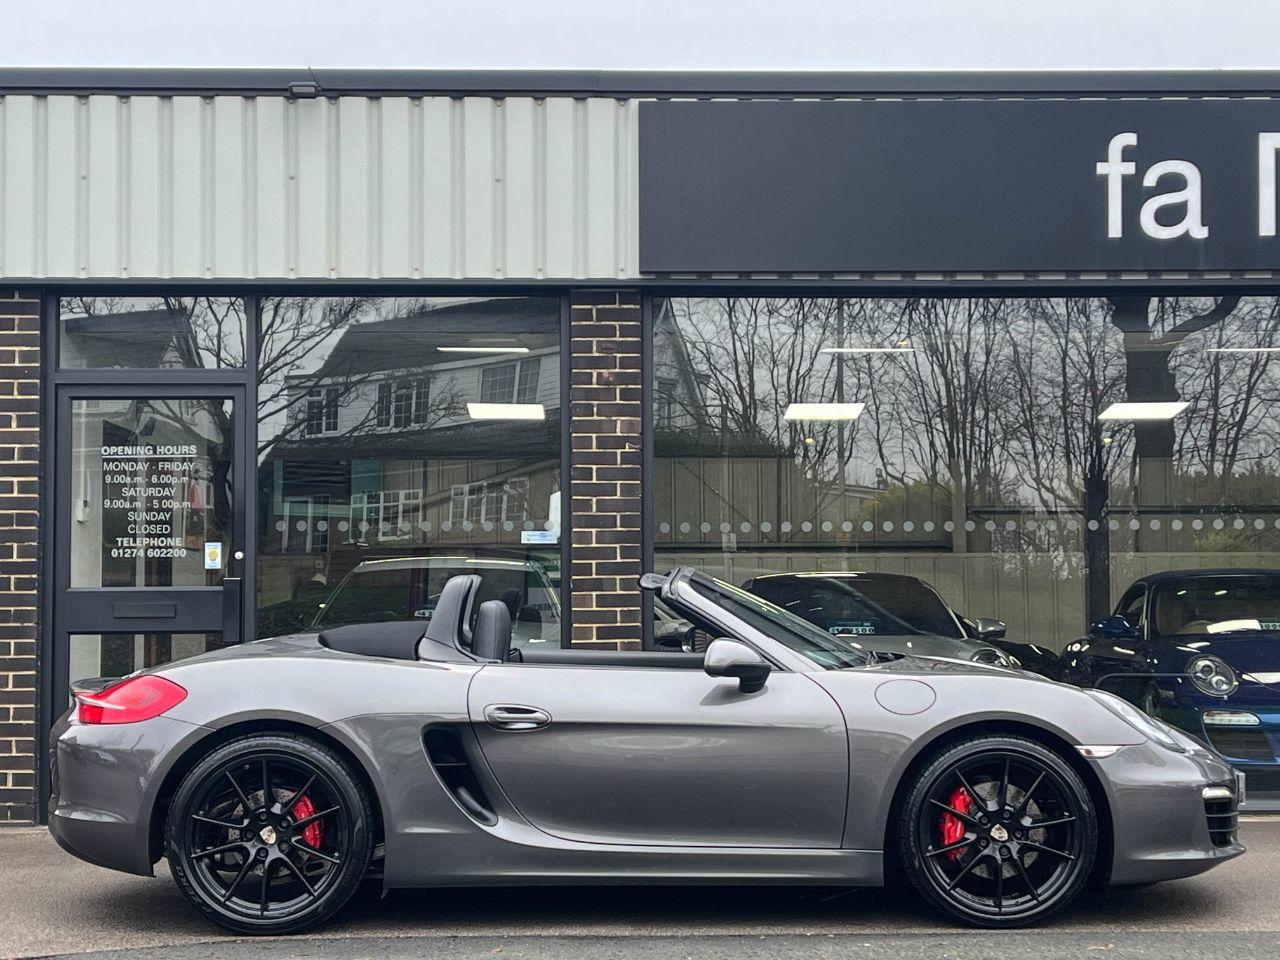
8,0,1280,71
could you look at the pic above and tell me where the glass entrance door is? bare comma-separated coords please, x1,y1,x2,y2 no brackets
53,385,247,687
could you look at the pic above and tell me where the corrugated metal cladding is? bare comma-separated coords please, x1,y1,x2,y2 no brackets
0,95,640,280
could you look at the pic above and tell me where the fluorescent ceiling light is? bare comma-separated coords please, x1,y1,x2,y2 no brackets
467,402,545,421
438,346,530,354
820,347,915,354
783,402,866,421
1207,347,1280,354
1097,401,1189,421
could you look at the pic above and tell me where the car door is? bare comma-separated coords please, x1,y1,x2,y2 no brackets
466,659,849,848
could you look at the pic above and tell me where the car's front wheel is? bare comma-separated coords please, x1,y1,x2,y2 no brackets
166,733,375,934
898,735,1097,927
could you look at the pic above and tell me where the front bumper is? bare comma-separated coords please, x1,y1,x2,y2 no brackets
47,710,211,877
1095,741,1245,886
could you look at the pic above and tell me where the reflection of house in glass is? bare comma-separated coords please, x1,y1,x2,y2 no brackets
256,298,562,633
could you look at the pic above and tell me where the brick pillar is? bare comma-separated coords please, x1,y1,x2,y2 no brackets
568,291,643,649
0,291,40,824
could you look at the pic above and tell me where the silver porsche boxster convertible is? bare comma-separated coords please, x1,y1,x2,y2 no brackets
49,567,1244,933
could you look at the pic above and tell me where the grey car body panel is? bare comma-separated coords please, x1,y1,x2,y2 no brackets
49,569,1244,894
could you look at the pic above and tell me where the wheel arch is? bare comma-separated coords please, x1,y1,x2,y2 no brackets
147,718,387,865
880,718,1115,890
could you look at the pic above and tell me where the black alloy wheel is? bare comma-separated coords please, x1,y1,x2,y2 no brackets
899,735,1097,927
167,733,375,934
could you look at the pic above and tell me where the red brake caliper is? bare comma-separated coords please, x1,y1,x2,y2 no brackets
939,785,972,859
291,794,323,849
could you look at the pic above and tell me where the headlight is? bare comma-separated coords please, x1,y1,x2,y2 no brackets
1188,656,1239,698
970,648,1010,667
1083,689,1188,753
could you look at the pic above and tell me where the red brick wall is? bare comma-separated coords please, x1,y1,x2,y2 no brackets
568,291,644,649
0,291,40,824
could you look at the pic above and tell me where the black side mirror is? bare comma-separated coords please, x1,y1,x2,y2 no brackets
973,617,1007,641
1093,615,1139,639
704,638,771,693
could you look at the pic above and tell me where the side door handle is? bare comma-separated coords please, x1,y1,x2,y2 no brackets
484,704,552,731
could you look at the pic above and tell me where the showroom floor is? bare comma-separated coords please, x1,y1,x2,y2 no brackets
3,820,1277,959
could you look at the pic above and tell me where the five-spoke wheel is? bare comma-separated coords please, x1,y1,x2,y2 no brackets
167,734,374,934
900,736,1097,927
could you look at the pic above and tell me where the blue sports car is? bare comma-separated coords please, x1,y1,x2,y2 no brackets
1059,569,1280,806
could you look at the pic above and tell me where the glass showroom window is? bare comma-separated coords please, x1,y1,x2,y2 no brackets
59,296,246,368
256,297,563,646
652,296,1280,651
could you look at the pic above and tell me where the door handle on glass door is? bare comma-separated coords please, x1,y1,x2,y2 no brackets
484,705,551,731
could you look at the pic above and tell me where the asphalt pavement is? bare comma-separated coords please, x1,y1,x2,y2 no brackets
3,819,1279,960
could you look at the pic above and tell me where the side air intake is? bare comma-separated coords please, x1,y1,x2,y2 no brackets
423,727,498,826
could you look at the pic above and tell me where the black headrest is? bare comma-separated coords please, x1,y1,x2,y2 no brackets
472,600,513,662
420,574,481,653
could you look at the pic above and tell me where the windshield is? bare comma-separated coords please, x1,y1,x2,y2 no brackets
1151,576,1280,638
748,574,962,639
687,573,870,669
314,559,561,645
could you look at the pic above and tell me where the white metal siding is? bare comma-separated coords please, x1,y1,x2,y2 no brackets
0,94,641,281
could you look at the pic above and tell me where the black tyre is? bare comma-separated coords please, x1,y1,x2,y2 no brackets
898,735,1097,928
166,733,375,934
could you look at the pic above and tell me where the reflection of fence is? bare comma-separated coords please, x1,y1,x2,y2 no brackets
655,550,1280,652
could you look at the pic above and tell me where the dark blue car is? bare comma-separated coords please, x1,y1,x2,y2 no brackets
1059,568,1280,805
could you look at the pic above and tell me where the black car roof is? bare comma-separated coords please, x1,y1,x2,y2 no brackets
1133,568,1280,587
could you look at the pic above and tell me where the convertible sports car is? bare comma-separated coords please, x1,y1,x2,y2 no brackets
742,571,1060,677
50,568,1242,934
1058,568,1280,805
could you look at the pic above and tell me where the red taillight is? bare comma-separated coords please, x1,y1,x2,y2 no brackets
74,675,187,725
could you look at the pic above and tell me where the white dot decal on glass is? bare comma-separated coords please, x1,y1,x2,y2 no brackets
420,520,432,531
1064,519,1076,531
1047,520,1059,532
679,522,690,533
1192,519,1204,531
700,522,712,533
1213,518,1225,530
1087,519,1099,531
1149,519,1161,530
1171,519,1182,531
481,521,493,532
760,521,772,533
841,521,853,532
316,520,328,532
461,521,473,532
781,522,792,533
801,521,813,533
1108,520,1119,531
883,521,895,532
742,522,752,533
903,521,914,532
944,521,955,532
659,522,670,534
964,521,976,532
983,520,995,531
523,520,534,530
274,520,285,532
720,522,731,533
821,521,833,532
503,520,513,531
1004,520,1016,531
1234,518,1246,530
358,521,369,533
1128,519,1140,531
863,521,874,532
1254,518,1266,530
337,521,349,533
1274,519,1280,529
1026,520,1037,531
400,522,411,533
545,520,556,531
923,520,935,532
441,521,452,532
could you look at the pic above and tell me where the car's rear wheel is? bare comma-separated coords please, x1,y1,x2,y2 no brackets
166,733,374,934
898,735,1097,928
